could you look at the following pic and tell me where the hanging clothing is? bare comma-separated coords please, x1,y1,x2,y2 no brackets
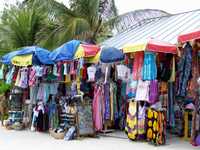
149,80,158,104
29,66,36,87
142,52,157,80
177,42,192,97
18,68,28,89
132,52,144,80
95,65,102,81
188,49,200,143
6,66,15,84
48,99,59,129
15,70,21,87
53,64,58,76
157,53,173,81
167,82,175,127
30,85,39,105
87,65,96,82
126,77,138,99
35,66,43,77
104,83,110,120
112,82,118,121
137,103,147,140
146,108,166,145
135,80,150,102
71,81,78,97
126,101,138,140
92,86,103,131
169,56,176,82
117,64,130,81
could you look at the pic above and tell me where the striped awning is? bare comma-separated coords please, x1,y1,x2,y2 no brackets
101,10,200,49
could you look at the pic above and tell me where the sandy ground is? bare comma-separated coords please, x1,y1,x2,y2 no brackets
0,127,199,150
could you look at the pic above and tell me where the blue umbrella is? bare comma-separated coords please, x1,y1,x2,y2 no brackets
1,50,22,65
49,40,81,62
100,47,125,63
15,46,54,65
1,46,53,65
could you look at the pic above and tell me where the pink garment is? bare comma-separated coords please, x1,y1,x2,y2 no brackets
132,52,144,80
92,86,103,131
70,62,76,75
29,67,36,86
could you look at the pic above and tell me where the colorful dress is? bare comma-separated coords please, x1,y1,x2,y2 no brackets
126,101,138,140
146,108,166,145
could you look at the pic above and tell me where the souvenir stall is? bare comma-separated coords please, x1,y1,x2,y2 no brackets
48,40,100,140
122,39,177,145
92,47,128,133
1,46,54,131
177,31,200,146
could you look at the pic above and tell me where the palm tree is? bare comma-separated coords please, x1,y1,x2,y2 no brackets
24,0,118,49
0,0,118,53
0,3,49,54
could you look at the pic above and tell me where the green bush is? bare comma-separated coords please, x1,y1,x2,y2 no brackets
0,81,11,95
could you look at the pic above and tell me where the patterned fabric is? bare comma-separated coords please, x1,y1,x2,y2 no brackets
137,104,147,140
104,83,110,120
146,108,166,145
126,101,138,140
126,101,147,140
177,42,192,97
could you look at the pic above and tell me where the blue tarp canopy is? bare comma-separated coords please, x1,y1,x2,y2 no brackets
1,46,53,65
100,47,125,63
49,40,81,62
1,50,22,65
16,46,54,65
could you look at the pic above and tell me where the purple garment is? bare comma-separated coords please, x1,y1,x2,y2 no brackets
137,104,147,140
149,80,158,104
104,83,110,120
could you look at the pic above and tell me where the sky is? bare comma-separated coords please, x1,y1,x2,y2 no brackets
0,0,200,15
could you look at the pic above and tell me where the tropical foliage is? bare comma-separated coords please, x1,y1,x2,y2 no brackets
0,0,118,54
0,3,48,52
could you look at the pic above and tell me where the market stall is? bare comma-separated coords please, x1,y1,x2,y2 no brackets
48,40,100,140
92,47,127,133
122,40,177,145
0,46,54,131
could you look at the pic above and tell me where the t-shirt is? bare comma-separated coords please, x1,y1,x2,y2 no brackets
135,80,150,102
117,64,130,81
87,66,96,81
35,66,43,77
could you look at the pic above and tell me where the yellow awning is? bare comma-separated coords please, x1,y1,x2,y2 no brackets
85,51,100,63
123,43,146,53
12,54,32,66
74,45,85,59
